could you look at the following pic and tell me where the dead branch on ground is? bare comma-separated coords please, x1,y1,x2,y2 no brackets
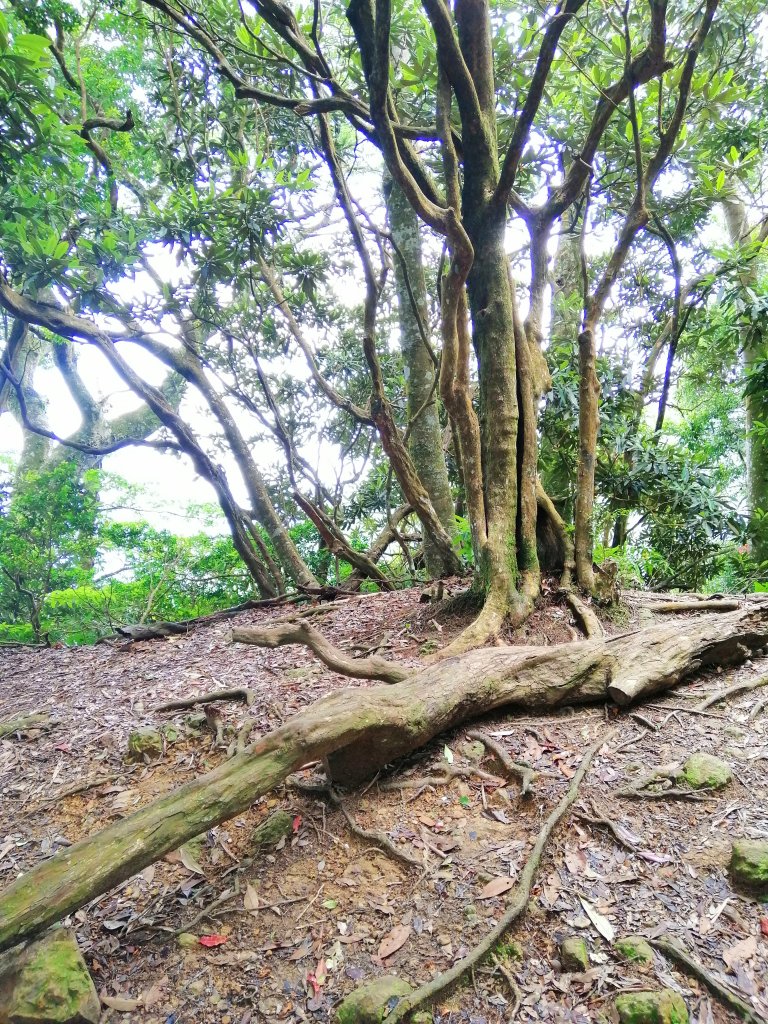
696,673,768,711
156,688,256,712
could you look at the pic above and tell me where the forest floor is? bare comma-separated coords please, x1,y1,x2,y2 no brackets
0,582,767,1024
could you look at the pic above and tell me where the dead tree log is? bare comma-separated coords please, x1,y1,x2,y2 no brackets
0,604,765,952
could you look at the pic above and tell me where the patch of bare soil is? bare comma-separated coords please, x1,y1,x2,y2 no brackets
1,585,767,1024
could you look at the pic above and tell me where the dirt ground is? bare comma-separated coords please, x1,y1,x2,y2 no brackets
1,583,767,1024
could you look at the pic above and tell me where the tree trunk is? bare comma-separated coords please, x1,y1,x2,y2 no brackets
723,197,768,563
1,603,764,952
385,175,457,578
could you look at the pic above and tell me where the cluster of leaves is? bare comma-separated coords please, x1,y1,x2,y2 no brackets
0,461,256,644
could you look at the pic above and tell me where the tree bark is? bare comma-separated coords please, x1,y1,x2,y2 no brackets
1,603,765,952
385,174,457,578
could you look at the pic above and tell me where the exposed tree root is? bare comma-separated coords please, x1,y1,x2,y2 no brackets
379,765,505,794
617,763,714,801
0,713,58,739
575,805,639,850
564,592,603,639
1,606,766,951
492,955,522,1018
465,730,535,796
696,672,768,711
649,936,764,1024
231,620,410,684
289,779,423,868
652,600,741,614
748,694,768,720
380,732,613,1024
155,688,256,712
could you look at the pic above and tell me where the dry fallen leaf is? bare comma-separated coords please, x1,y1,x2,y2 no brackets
579,898,615,942
100,995,142,1011
377,924,411,960
722,935,757,971
565,848,588,875
180,845,205,875
479,876,516,899
244,882,260,913
142,976,168,1010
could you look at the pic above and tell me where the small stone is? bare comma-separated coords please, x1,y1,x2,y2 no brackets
460,740,486,762
177,933,199,949
251,810,293,848
560,936,589,973
730,839,768,894
615,935,654,966
0,927,100,1024
126,727,163,762
615,990,688,1024
334,977,413,1024
188,979,206,997
679,752,731,790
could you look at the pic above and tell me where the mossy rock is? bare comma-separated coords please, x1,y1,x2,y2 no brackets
560,935,589,972
0,928,100,1024
335,977,413,1024
251,809,293,848
730,839,768,895
615,935,654,966
126,726,163,762
678,753,731,790
160,722,181,743
615,990,688,1024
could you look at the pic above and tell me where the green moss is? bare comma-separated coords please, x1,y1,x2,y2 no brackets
493,940,522,962
615,990,688,1024
730,839,768,894
3,929,100,1023
615,935,654,966
679,752,731,790
334,977,413,1024
251,809,293,848
560,936,589,972
126,726,163,762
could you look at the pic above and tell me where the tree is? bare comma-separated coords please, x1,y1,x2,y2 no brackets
2,0,742,649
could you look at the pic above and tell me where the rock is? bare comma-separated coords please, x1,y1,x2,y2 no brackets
679,752,731,790
334,977,413,1024
0,928,100,1024
560,936,589,973
730,839,768,894
251,810,293,848
614,990,688,1024
126,726,163,761
460,740,486,762
615,935,654,966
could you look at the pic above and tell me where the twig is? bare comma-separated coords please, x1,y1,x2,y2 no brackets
290,779,422,868
30,772,127,812
156,688,256,712
696,673,768,712
295,885,324,923
174,887,237,935
0,713,58,739
465,730,535,796
379,765,504,792
649,936,765,1024
748,694,768,721
381,730,615,1024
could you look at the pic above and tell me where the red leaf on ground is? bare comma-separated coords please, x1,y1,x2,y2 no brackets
199,934,228,947
293,815,302,833
760,917,768,937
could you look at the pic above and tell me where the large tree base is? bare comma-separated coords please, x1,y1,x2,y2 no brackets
0,603,765,952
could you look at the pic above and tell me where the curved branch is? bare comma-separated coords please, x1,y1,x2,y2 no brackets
231,619,410,684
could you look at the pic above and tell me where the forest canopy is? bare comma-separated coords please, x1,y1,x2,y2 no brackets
1,0,767,645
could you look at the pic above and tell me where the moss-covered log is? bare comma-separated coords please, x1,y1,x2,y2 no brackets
0,604,766,952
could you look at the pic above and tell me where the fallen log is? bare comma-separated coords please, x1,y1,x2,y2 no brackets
0,604,765,952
